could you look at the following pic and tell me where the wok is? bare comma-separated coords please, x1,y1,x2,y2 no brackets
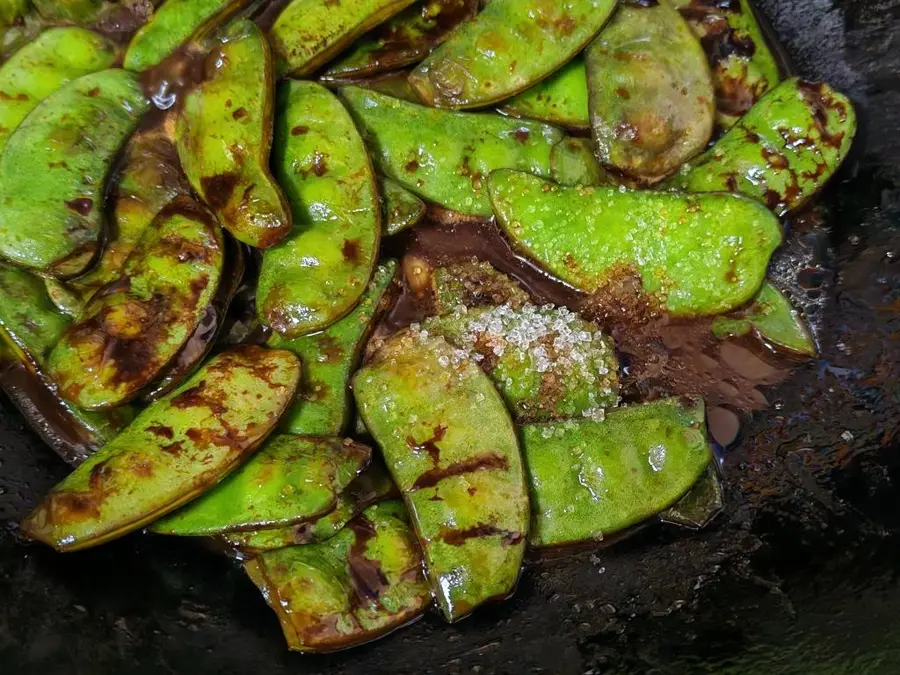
2,0,900,672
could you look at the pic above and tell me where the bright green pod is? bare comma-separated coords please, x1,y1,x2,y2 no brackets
150,436,371,536
502,58,589,130
47,197,224,410
31,0,103,22
381,177,425,236
269,261,398,436
244,501,432,652
176,20,291,250
269,0,417,77
712,281,816,356
431,259,530,315
584,0,715,180
424,304,619,422
339,86,564,217
550,137,615,187
665,77,857,216
354,330,529,622
21,345,302,552
659,465,723,530
523,397,712,547
322,0,479,80
489,170,782,317
410,0,616,109
258,81,380,338
0,27,117,154
0,69,148,278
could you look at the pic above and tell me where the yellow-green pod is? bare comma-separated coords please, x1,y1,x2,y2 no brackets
502,58,590,130
381,178,425,236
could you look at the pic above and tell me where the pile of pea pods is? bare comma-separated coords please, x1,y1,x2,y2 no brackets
0,0,855,653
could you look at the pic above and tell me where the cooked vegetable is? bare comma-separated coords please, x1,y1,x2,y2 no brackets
550,137,615,187
381,178,426,236
333,70,420,102
523,397,712,547
44,279,86,318
502,58,590,130
0,265,71,369
0,0,29,27
431,259,530,314
21,346,301,552
659,465,723,530
31,0,102,22
355,330,529,622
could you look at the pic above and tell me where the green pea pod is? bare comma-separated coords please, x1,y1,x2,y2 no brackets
223,460,398,553
48,197,224,410
673,0,781,128
258,81,380,338
31,0,103,22
489,170,782,316
665,77,857,216
659,465,723,530
502,58,590,130
21,345,301,552
0,69,149,278
244,501,432,652
339,86,564,217
711,281,816,356
330,70,421,102
176,20,291,250
523,397,712,547
0,27,117,154
424,304,619,422
0,0,29,26
550,137,615,187
269,261,398,436
584,0,715,180
0,265,71,368
354,330,529,622
431,259,530,314
269,0,418,77
124,0,250,72
151,436,371,536
381,178,425,236
410,0,616,109
44,279,86,318
322,0,479,80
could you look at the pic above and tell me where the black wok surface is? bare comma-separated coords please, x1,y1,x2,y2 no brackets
3,1,900,672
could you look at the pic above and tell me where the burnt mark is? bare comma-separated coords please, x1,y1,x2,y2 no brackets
346,514,389,610
437,524,524,547
65,198,94,216
316,334,344,363
410,453,509,491
170,383,228,416
160,441,185,456
513,129,530,144
290,125,309,135
796,80,848,149
405,425,447,464
231,107,248,121
200,172,240,210
298,152,328,179
146,425,174,440
342,238,361,263
47,491,102,523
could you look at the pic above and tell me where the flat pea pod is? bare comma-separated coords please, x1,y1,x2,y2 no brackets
584,0,715,180
410,0,616,109
0,265,71,369
0,69,149,278
381,178,425,236
244,501,432,652
151,436,371,536
176,20,291,249
550,137,615,187
659,465,723,530
339,86,564,217
123,0,250,72
31,0,103,22
21,345,301,552
0,27,117,155
354,330,529,622
269,261,398,436
44,279,86,318
269,0,418,77
48,197,224,410
322,0,479,80
489,170,782,317
522,397,712,547
431,259,530,314
665,77,857,217
258,81,380,338
502,58,590,131
330,70,421,102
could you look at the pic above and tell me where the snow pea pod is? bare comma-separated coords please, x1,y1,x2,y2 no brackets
176,20,291,249
0,27,117,154
354,330,528,622
666,77,857,216
659,465,723,530
550,137,615,187
258,81,380,338
244,501,431,652
48,196,224,410
431,259,529,315
502,58,590,131
381,178,425,236
410,0,616,109
585,0,715,180
269,0,417,77
0,265,70,369
0,69,148,278
21,345,301,552
44,279,86,318
489,170,782,317
339,86,564,217
32,0,102,22
523,397,712,547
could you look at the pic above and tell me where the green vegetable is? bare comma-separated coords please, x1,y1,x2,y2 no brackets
176,20,291,249
258,81,380,338
0,0,29,27
550,137,615,187
354,330,529,622
31,0,102,22
244,501,432,652
339,86,564,217
430,259,530,314
269,0,418,77
659,465,723,530
0,265,70,369
489,170,782,316
381,177,425,236
330,70,420,102
21,345,301,552
0,69,148,278
502,58,590,130
584,0,715,180
665,77,857,216
522,397,712,547
48,197,224,410
269,261,398,436
410,0,616,109
44,279,86,318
